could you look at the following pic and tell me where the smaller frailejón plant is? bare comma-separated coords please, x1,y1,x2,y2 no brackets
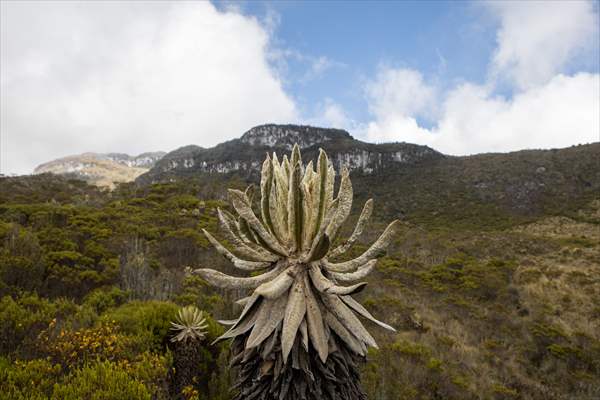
191,144,399,399
169,306,208,398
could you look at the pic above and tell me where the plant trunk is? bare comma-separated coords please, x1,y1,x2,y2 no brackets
170,340,201,399
230,329,367,400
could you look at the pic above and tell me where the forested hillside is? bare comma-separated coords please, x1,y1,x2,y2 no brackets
1,158,599,399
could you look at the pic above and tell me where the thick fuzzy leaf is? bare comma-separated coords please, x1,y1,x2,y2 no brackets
246,295,287,349
229,189,289,256
244,185,255,204
302,200,337,263
235,296,251,306
325,164,335,209
272,153,289,198
330,259,377,282
217,209,278,262
326,167,353,241
269,177,288,245
324,282,367,295
282,154,291,177
307,262,333,293
310,149,329,240
215,297,261,342
303,274,329,363
260,155,276,236
222,209,277,258
324,310,364,356
255,268,295,299
192,262,285,289
321,292,378,349
281,278,306,363
202,229,272,271
341,295,396,332
324,219,401,272
233,293,261,328
300,181,313,251
329,199,373,258
290,143,301,168
305,234,330,263
299,319,309,351
287,162,303,253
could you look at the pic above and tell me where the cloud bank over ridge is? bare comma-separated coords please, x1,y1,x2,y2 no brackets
363,1,600,154
1,1,297,174
1,0,598,174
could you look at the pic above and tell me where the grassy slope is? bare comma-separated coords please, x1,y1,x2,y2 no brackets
1,151,599,399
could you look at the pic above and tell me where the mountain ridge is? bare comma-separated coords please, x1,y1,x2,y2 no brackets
34,151,165,188
134,124,600,226
137,124,444,184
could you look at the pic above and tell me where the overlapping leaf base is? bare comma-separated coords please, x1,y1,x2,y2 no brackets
231,331,366,400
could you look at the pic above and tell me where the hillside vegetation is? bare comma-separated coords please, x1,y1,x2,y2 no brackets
1,162,599,399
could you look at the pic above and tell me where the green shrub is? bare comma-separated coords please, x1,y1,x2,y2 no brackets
102,301,178,352
0,357,62,400
121,351,171,398
0,293,76,356
0,224,44,294
51,360,151,400
83,286,129,314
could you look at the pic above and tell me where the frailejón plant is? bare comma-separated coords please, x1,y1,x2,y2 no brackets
191,144,399,399
170,305,208,343
169,306,208,399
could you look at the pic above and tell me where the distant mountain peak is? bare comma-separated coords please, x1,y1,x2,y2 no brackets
34,151,165,188
240,124,353,150
137,124,442,185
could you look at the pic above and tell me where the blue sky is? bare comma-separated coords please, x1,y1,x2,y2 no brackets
231,0,599,130
1,0,599,174
236,1,498,124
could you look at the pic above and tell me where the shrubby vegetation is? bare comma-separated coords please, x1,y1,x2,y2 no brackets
0,174,599,399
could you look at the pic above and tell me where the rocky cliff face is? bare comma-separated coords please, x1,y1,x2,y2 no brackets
137,124,442,184
240,124,352,149
135,124,600,221
102,152,166,168
34,151,165,188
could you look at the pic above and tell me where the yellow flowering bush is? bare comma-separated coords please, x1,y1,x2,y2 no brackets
182,385,201,400
37,320,128,368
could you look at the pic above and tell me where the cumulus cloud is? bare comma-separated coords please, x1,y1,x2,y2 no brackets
306,98,356,131
1,1,297,174
435,73,599,154
364,0,600,154
366,68,437,120
488,0,599,89
365,68,437,143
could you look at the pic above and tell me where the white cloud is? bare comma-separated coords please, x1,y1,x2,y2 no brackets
366,70,599,155
364,1,600,154
366,68,437,120
435,73,599,154
300,56,345,83
365,68,437,143
487,0,599,90
1,1,297,174
305,98,357,132
319,100,351,129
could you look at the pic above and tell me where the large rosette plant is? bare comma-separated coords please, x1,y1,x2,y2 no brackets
190,144,399,399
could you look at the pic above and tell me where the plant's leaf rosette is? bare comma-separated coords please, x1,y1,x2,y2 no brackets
170,306,208,343
190,144,398,367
